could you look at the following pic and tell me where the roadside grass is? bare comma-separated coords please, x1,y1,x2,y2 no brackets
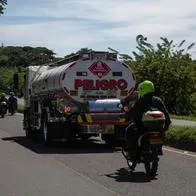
165,125,196,152
170,114,196,121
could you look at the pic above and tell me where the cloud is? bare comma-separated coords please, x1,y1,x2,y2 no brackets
0,0,196,57
0,21,97,48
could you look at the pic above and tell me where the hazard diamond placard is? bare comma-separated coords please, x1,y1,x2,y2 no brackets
88,61,111,78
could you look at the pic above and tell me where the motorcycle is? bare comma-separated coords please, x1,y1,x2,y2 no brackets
0,101,7,118
122,110,166,178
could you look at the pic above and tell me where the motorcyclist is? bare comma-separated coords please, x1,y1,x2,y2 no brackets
123,80,171,157
8,92,18,111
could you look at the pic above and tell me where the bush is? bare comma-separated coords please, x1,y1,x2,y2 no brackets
165,126,196,152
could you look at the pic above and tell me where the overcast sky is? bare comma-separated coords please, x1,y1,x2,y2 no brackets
0,0,196,58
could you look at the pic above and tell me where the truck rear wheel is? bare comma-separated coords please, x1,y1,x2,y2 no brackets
40,119,52,145
24,109,35,138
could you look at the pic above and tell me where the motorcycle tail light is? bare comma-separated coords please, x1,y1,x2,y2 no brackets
149,132,164,144
148,112,164,118
123,106,129,112
150,132,161,138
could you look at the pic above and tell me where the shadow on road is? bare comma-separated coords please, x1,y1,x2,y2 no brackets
105,167,157,183
2,136,118,154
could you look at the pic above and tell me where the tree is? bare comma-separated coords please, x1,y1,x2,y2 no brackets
0,46,57,67
0,46,58,96
129,36,196,115
13,72,19,91
0,0,7,15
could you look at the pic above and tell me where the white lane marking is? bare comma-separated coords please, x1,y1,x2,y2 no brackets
163,147,196,158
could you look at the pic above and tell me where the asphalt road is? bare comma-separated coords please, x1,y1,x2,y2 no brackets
0,114,196,196
171,119,196,127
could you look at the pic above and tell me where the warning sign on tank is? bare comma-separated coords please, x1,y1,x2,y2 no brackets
88,61,111,78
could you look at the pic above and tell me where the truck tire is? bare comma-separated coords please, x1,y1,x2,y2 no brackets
24,109,34,138
40,118,52,145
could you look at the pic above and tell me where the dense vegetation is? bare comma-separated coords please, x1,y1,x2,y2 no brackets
0,46,57,67
0,46,60,96
111,35,196,115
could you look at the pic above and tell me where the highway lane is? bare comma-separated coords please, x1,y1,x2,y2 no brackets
171,119,196,127
0,114,196,196
0,114,117,196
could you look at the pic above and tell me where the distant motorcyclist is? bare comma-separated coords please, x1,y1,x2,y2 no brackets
123,80,171,156
0,92,8,117
8,92,18,114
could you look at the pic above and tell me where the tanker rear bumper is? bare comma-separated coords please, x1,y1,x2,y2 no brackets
79,123,128,140
77,113,128,125
77,113,128,138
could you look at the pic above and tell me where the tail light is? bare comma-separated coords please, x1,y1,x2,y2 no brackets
150,132,161,138
65,106,72,113
123,106,129,112
149,132,164,144
147,111,164,118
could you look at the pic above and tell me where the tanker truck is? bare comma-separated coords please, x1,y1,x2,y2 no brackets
23,51,136,145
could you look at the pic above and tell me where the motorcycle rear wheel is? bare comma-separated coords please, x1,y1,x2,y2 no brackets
150,157,159,177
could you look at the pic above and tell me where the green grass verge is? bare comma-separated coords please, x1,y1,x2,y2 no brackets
165,125,196,152
170,114,196,121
